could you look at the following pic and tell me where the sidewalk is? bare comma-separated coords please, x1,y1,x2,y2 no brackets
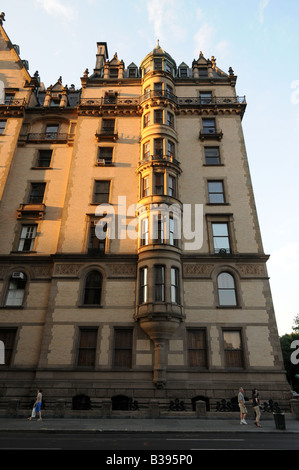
1,415,299,434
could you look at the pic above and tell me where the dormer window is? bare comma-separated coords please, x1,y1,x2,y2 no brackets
109,68,118,78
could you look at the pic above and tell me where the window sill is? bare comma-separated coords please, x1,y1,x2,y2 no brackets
217,306,242,309
78,305,103,308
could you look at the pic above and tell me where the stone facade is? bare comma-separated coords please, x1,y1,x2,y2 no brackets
0,15,291,414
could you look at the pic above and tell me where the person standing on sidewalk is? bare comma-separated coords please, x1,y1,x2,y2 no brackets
238,387,247,424
28,389,43,421
252,388,262,427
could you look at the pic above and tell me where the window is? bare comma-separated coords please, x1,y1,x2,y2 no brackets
5,272,27,307
212,223,230,253
0,329,17,366
168,175,176,198
88,220,106,254
28,183,46,204
202,118,216,134
153,214,165,244
204,147,220,165
102,119,115,133
142,176,150,197
98,147,113,165
83,271,103,305
217,273,237,306
109,68,118,78
139,267,148,303
169,216,178,247
5,92,15,104
170,267,179,303
188,329,207,368
208,181,225,204
154,110,163,124
154,138,163,158
18,225,37,252
223,330,243,368
198,68,208,77
45,124,59,139
154,265,165,302
0,120,6,135
154,58,163,70
37,149,52,167
200,92,212,104
143,141,150,160
113,329,133,368
167,141,175,159
140,217,149,246
77,328,98,367
144,112,150,128
179,68,188,78
167,112,174,128
93,180,110,204
154,172,164,195
154,82,162,96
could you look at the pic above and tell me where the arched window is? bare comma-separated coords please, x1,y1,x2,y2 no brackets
217,272,237,306
83,270,102,305
5,272,27,307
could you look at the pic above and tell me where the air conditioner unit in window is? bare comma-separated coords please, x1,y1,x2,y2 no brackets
218,248,228,254
12,272,25,279
97,159,106,165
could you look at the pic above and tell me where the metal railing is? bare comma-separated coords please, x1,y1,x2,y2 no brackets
80,94,246,108
26,133,75,142
0,98,27,107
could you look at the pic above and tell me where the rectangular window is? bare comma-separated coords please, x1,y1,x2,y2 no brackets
169,216,178,246
139,267,148,303
5,93,15,104
204,147,220,165
167,141,175,159
154,82,163,96
0,329,17,366
223,330,243,368
188,329,207,368
167,112,174,128
93,180,110,204
154,58,163,70
168,175,176,198
88,219,106,254
109,68,118,78
144,112,150,128
154,265,165,302
208,181,225,203
143,141,150,160
200,92,212,104
154,138,163,158
140,217,149,246
98,147,113,165
37,149,52,167
113,329,133,368
45,124,59,139
154,110,163,124
170,267,179,303
18,225,37,252
77,328,98,367
154,172,164,195
0,120,7,135
202,118,216,134
142,176,150,197
28,183,46,204
212,223,231,253
102,119,115,132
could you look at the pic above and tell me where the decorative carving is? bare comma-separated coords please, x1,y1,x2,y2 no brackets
109,264,136,277
54,264,81,276
183,264,214,277
238,264,265,276
32,266,53,278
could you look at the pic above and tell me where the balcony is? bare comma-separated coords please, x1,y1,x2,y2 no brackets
17,203,46,220
138,154,180,169
26,132,75,144
0,98,27,118
95,128,118,142
199,128,223,141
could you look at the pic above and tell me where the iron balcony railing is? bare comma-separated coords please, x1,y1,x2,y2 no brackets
26,132,75,142
0,98,27,107
79,94,246,108
138,153,180,167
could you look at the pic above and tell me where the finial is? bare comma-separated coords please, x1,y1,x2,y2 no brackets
157,39,160,48
0,12,5,25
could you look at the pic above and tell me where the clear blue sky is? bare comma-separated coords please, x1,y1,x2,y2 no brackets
2,0,299,335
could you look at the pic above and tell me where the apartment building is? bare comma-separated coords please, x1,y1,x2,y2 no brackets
0,14,290,414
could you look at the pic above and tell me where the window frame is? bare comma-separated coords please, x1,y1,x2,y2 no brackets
187,329,208,368
217,272,238,307
82,270,103,306
154,265,165,302
113,328,133,369
77,328,98,368
223,329,244,369
18,225,37,252
93,180,111,204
